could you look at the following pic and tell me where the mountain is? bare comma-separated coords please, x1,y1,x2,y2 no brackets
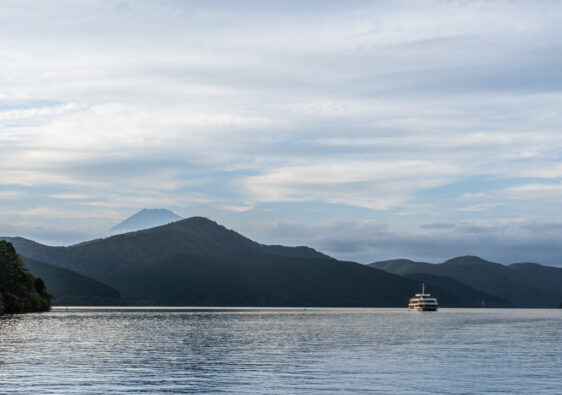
5,217,333,279
403,273,511,308
369,259,436,276
3,217,456,307
21,257,126,306
370,256,561,307
509,262,562,298
110,208,182,232
0,241,50,314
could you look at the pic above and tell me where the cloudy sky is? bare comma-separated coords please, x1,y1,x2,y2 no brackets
1,0,562,266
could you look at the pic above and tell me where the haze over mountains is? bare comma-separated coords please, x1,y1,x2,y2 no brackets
2,213,561,308
110,208,182,232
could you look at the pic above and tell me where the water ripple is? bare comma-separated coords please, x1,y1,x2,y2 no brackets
1,308,561,394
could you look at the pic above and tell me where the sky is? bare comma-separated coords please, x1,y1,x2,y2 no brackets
1,0,562,266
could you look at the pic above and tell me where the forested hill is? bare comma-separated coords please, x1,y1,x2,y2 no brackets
3,217,455,307
8,217,558,308
4,217,331,280
22,257,126,306
0,240,50,314
370,256,562,308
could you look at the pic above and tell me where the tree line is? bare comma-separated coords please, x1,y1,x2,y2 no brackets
0,240,50,314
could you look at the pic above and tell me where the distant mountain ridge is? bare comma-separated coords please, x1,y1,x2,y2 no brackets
402,273,511,308
508,262,562,298
369,256,562,307
5,217,438,306
4,218,561,307
110,208,182,232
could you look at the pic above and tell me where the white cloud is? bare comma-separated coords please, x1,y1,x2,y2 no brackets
0,191,24,200
0,103,84,121
1,0,562,261
240,218,562,266
48,193,92,200
239,159,462,210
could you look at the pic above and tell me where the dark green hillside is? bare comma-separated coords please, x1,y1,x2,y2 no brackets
438,256,558,307
509,262,562,300
22,257,126,306
4,217,331,282
111,253,461,307
0,241,50,314
4,218,454,307
370,256,561,307
403,273,512,308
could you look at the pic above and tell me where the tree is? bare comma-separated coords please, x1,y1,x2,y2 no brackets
0,240,51,314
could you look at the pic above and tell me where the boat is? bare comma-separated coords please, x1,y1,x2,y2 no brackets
408,283,438,311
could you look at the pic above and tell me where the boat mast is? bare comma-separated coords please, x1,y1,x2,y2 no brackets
422,283,425,294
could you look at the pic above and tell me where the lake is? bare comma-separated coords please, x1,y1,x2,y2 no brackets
1,308,561,394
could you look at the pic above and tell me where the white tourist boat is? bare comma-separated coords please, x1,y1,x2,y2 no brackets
408,283,438,311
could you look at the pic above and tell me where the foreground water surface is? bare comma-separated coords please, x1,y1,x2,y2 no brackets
1,308,561,394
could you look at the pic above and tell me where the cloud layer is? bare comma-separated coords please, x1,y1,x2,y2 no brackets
1,1,562,265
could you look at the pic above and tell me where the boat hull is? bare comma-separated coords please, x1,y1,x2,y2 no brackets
408,306,438,311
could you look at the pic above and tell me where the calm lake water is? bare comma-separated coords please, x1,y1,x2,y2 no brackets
1,308,561,394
